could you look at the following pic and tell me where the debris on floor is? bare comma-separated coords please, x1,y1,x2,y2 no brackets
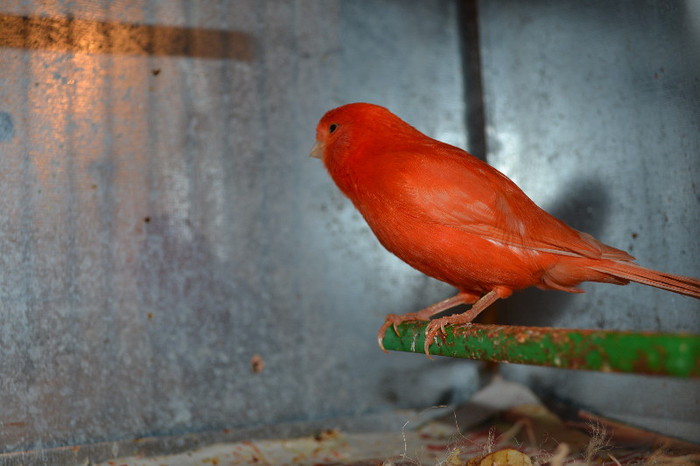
97,378,700,465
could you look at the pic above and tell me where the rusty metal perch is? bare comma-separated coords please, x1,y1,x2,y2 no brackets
382,322,700,378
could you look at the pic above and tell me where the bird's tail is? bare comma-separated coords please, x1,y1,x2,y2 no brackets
590,261,700,299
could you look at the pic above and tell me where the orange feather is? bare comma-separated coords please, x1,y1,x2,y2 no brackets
310,103,700,356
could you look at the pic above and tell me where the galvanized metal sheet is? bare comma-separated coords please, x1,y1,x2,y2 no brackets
478,0,700,440
0,0,478,453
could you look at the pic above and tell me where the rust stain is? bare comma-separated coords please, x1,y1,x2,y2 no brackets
250,354,264,374
314,428,340,441
4,421,27,427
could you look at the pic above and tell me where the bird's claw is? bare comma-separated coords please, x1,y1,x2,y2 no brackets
423,319,445,357
377,322,391,353
377,314,408,353
423,317,473,357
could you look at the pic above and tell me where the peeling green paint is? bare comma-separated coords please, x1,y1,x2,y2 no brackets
382,323,700,378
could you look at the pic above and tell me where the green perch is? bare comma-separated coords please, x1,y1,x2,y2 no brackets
382,322,700,378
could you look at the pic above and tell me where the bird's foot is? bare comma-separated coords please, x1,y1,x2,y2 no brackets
377,312,432,353
424,314,475,357
422,290,502,357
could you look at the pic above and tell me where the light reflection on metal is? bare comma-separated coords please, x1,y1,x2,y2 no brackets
0,1,469,453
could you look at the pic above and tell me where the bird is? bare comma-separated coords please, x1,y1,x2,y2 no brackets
309,102,700,357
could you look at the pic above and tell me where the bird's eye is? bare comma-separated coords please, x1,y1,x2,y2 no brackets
329,123,338,134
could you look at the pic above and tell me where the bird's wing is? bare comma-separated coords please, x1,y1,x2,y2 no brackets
381,149,632,261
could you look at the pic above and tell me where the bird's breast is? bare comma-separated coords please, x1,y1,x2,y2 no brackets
355,197,544,293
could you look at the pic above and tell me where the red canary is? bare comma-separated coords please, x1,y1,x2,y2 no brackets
310,103,700,356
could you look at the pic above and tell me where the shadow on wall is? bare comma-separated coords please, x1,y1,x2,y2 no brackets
501,177,612,327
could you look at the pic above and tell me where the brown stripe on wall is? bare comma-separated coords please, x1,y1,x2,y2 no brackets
0,13,254,61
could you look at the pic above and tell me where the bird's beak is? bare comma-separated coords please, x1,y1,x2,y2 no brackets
309,141,324,159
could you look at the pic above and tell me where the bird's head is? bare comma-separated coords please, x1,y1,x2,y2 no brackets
309,103,424,196
309,102,400,163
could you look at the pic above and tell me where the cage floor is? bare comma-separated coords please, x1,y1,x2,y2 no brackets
2,378,697,465
83,378,699,465
92,423,698,465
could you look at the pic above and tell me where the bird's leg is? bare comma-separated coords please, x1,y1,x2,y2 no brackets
423,290,500,356
377,292,478,352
